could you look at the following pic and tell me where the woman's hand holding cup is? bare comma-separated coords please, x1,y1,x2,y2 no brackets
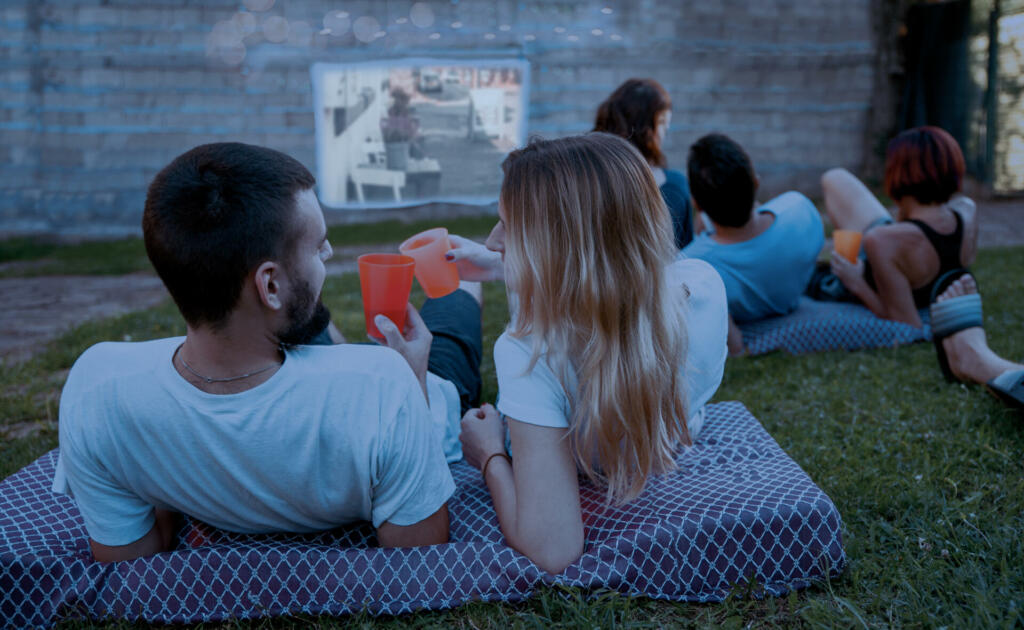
446,234,504,282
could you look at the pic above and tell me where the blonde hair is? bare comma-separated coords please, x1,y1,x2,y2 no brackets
500,132,690,503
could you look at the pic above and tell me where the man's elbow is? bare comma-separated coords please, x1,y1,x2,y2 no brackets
377,504,450,548
89,526,169,563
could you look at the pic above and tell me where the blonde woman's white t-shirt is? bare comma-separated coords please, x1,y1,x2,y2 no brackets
494,258,728,442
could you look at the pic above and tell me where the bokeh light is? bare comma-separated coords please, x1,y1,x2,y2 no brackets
231,12,258,36
262,15,289,43
410,3,435,29
207,20,246,66
353,16,381,43
324,11,350,36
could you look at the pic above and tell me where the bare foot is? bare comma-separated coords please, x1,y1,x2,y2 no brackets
936,274,977,302
937,277,1023,383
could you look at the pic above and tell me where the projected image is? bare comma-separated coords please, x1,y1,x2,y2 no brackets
312,59,529,208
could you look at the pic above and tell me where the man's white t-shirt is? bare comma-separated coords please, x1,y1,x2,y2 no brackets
52,338,456,546
494,258,728,442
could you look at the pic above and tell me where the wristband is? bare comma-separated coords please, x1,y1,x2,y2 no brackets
481,452,512,481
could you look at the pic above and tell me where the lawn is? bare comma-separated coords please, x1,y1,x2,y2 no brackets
1,243,1021,628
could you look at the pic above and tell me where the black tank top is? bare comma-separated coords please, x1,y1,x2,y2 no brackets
863,210,964,308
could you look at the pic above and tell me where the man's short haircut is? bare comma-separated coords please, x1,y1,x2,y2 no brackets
884,126,965,205
686,133,757,228
143,142,316,328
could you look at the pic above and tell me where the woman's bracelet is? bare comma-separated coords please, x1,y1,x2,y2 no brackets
481,452,512,481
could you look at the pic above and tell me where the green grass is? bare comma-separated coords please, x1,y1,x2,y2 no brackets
3,247,1023,628
0,214,498,278
0,237,153,277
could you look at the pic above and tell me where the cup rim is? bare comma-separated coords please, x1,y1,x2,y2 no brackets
357,253,415,267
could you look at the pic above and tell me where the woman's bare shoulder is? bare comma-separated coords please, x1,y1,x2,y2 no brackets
863,223,926,260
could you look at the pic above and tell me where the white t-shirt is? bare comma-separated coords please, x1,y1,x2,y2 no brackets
494,258,728,442
52,338,456,546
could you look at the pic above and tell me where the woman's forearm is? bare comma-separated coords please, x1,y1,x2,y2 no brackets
483,456,519,542
484,458,583,573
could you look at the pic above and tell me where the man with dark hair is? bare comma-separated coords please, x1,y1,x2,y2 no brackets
52,143,483,561
682,133,824,354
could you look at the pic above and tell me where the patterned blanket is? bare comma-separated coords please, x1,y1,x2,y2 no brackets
740,297,930,355
0,402,845,627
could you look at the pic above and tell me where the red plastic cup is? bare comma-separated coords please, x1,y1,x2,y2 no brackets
399,227,460,298
833,229,863,263
357,254,416,340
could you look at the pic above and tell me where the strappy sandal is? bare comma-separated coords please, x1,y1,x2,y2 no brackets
986,370,1024,412
928,268,982,383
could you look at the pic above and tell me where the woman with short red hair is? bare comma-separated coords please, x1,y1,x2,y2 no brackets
821,126,978,327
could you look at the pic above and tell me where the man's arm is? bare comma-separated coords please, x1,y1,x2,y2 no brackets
377,504,449,547
89,508,177,562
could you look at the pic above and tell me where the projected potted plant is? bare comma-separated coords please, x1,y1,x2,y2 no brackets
380,88,419,171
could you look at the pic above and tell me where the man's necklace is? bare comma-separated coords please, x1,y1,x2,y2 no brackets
174,345,281,384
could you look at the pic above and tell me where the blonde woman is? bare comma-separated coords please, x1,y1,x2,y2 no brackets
450,133,728,573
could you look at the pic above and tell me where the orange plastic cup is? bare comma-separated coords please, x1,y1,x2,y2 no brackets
399,227,460,298
357,254,416,340
833,229,863,263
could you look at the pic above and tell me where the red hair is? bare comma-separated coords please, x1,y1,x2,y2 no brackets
884,126,965,205
593,78,671,168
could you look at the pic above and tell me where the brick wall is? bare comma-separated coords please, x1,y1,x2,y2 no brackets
0,0,877,236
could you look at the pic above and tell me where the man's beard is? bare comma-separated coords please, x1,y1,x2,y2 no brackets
276,281,332,347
